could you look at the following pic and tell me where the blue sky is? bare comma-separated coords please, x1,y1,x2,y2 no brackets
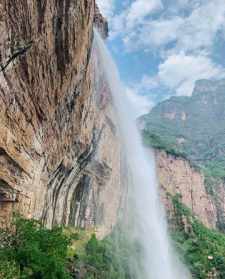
97,0,225,115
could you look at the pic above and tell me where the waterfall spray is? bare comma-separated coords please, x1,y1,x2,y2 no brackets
93,30,190,279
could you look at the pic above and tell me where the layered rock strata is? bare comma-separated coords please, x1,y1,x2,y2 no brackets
156,150,225,230
0,0,123,237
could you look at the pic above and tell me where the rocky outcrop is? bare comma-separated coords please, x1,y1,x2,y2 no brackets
0,0,123,237
140,78,225,231
141,78,225,189
155,150,225,230
94,5,108,39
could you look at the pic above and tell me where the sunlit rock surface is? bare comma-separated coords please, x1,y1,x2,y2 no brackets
156,150,217,229
0,0,123,237
141,78,225,231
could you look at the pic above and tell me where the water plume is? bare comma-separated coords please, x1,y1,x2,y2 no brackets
93,29,190,279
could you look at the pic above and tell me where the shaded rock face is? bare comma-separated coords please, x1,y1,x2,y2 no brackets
141,78,225,175
94,5,108,38
155,150,225,230
140,78,225,231
0,0,123,237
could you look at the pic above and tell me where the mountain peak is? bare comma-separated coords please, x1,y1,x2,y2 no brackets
193,78,225,96
141,78,225,174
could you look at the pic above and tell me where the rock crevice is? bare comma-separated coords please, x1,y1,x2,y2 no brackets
0,0,123,237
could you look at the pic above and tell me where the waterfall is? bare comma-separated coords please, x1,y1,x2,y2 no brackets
93,30,190,279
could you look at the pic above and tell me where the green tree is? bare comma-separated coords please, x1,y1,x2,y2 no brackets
0,215,71,279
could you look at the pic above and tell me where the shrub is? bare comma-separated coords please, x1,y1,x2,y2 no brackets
0,215,71,279
171,195,225,279
142,130,187,159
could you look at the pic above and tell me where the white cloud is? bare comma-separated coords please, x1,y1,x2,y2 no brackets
126,87,153,117
118,18,180,52
108,0,225,101
96,0,115,18
140,75,160,90
175,0,225,54
166,0,201,13
110,13,126,38
126,0,163,28
122,0,225,55
110,0,163,38
155,53,225,96
111,0,225,58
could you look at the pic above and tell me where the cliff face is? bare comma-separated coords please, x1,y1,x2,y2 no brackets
155,150,225,231
141,79,225,180
1,0,223,242
0,0,123,237
141,78,225,231
156,151,217,228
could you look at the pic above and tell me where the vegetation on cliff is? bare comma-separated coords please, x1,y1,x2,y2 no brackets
0,216,70,279
0,216,134,279
171,195,225,279
140,79,225,182
142,130,187,159
2,210,225,279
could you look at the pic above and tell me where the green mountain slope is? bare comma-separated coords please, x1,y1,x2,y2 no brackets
140,79,225,180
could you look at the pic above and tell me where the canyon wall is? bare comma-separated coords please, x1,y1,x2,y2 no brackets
0,0,123,237
141,78,225,231
156,150,225,230
1,0,223,241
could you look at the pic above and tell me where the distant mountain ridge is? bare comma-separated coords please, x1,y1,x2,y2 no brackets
140,78,225,180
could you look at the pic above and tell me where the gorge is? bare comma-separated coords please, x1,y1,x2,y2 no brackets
0,1,225,279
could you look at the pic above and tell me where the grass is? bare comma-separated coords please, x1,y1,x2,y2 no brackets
171,194,225,279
